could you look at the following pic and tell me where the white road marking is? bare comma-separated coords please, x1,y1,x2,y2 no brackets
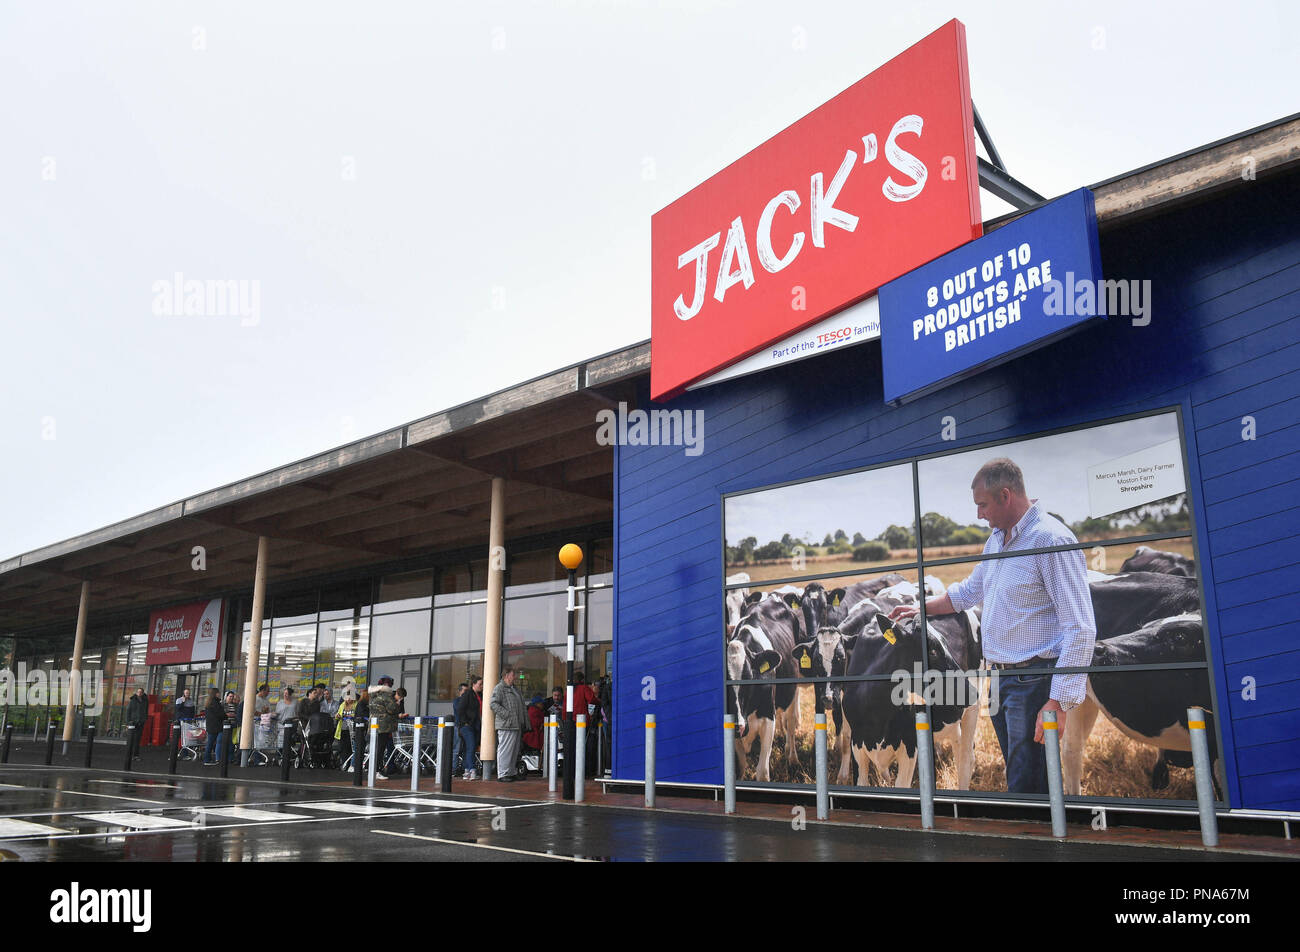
372,828,593,861
205,807,314,822
0,784,158,804
382,797,495,809
286,801,406,815
74,812,192,830
0,818,65,836
89,780,182,789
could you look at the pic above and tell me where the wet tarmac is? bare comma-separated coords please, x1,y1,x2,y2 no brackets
0,764,1286,862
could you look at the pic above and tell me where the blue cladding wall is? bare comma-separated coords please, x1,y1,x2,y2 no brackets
614,173,1300,809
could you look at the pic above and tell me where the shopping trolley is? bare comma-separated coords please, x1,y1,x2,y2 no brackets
178,719,206,761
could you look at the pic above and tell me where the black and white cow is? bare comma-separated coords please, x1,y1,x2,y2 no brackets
840,610,983,789
789,596,883,783
1088,572,1201,641
1120,545,1195,578
725,596,803,782
1062,613,1222,796
724,573,754,634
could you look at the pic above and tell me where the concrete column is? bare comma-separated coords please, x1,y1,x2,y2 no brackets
479,477,506,778
238,536,270,759
61,581,91,744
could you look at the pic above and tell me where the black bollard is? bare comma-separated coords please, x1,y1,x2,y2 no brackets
440,723,455,793
123,724,136,772
1,723,13,763
351,719,363,787
168,721,181,775
44,721,58,765
84,722,96,767
280,723,294,783
219,720,232,778
563,716,576,799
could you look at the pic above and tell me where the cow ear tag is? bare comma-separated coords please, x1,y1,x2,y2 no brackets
791,597,800,609
799,654,811,670
880,619,896,645
758,661,770,674
832,595,840,606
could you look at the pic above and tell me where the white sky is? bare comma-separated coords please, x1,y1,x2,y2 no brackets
3,1,1296,560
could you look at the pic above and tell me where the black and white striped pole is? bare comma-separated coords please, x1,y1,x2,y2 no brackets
723,714,736,814
575,713,587,803
558,544,583,801
1188,707,1219,847
915,712,935,830
645,713,656,808
1042,710,1067,838
411,717,423,792
814,712,829,819
367,717,379,787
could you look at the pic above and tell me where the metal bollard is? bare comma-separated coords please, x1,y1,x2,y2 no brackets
575,714,587,803
84,722,96,768
440,722,454,793
44,720,58,765
219,720,232,778
367,717,378,787
435,717,446,788
168,721,181,775
723,714,736,814
280,724,294,783
0,723,12,763
814,712,828,820
1042,710,1067,838
915,712,935,830
123,724,136,772
541,716,550,780
352,719,364,787
1188,707,1219,847
644,713,656,808
548,718,558,793
411,717,422,792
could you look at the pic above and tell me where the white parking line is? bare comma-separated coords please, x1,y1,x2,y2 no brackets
372,828,593,861
0,818,65,836
382,797,495,809
287,801,406,815
89,780,182,789
205,807,315,822
74,812,192,830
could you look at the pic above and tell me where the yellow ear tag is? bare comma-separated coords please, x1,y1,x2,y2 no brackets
832,595,840,606
758,661,770,674
791,598,800,610
882,627,896,645
799,654,811,670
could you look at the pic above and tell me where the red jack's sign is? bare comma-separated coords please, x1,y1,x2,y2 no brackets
651,19,982,400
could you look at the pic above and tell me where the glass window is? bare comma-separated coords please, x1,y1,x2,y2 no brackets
724,461,916,585
583,644,613,683
436,560,488,605
501,645,566,701
319,579,373,620
369,610,430,657
503,594,572,647
506,548,567,596
586,587,613,642
271,590,318,628
429,653,483,703
268,625,316,694
432,602,486,654
376,571,432,613
588,536,613,587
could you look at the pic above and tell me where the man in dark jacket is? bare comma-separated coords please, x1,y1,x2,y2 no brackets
126,688,149,759
203,690,226,765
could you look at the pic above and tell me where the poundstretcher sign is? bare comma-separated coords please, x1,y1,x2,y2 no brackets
650,19,982,401
145,598,225,666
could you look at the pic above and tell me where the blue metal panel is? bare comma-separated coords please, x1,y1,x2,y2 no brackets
614,173,1300,807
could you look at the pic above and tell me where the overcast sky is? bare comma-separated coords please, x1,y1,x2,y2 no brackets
2,1,1296,560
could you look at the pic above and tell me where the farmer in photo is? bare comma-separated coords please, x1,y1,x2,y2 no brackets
891,458,1096,794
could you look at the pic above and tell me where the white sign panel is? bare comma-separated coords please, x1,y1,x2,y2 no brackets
1086,438,1185,518
687,294,880,391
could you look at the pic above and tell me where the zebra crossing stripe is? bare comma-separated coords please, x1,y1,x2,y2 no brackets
0,818,65,837
73,812,192,830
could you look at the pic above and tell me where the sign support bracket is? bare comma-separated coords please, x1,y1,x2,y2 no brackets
973,102,1046,210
